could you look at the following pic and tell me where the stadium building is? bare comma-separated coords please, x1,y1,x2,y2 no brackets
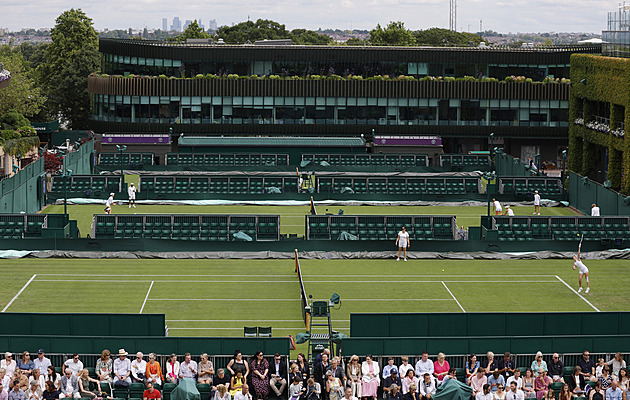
88,40,600,163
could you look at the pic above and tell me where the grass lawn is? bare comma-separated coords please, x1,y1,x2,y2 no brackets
42,204,577,238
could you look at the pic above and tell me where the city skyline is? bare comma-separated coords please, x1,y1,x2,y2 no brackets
1,0,617,34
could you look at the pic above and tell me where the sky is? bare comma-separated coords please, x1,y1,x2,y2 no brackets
1,0,619,34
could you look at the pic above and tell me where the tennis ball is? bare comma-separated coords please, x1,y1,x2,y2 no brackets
577,233,580,237
442,269,445,272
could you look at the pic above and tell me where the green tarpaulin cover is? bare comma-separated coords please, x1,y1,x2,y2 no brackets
171,378,200,400
232,232,253,241
433,377,472,400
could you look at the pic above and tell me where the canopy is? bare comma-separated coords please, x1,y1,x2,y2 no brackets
433,378,472,400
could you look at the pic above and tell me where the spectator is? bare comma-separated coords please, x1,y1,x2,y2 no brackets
313,351,330,369
17,353,33,377
28,369,45,392
229,371,245,397
327,358,345,386
165,354,179,384
233,384,252,400
608,353,627,378
534,370,549,400
386,384,401,400
2,368,10,391
398,358,413,380
598,366,612,390
131,353,147,383
289,364,302,387
498,353,515,381
521,369,535,399
143,382,161,400
45,367,59,390
457,226,467,240
433,354,449,383
414,353,433,377
59,369,79,399
506,369,523,390
250,351,269,400
567,366,586,397
269,353,287,400
295,354,309,387
471,370,488,398
578,351,596,382
33,352,49,380
483,353,498,377
313,354,329,394
557,384,570,400
179,353,197,382
595,359,605,379
542,389,554,400
25,381,41,400
488,371,505,393
41,382,58,400
589,380,604,400
212,369,230,393
2,354,16,377
418,373,436,399
8,383,25,400
345,356,361,399
383,369,402,398
402,370,418,394
113,349,131,387
145,353,163,386
505,381,524,400
325,371,342,400
96,350,113,384
361,355,379,400
383,359,397,380
530,353,547,377
0,384,6,400
591,204,600,217
548,354,563,383
63,355,83,378
606,380,623,400
475,384,492,400
78,369,102,399
617,368,629,398
401,384,419,400
466,355,480,385
199,354,214,385
288,376,304,400
227,352,249,382
493,384,505,400
10,370,28,391
303,378,320,400
440,369,456,387
213,385,230,400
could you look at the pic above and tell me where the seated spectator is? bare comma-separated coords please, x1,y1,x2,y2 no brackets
548,354,564,383
143,382,162,400
165,354,179,384
28,369,45,392
595,359,605,379
63,355,83,378
466,355,480,385
33,351,50,380
361,355,380,400
589,381,604,400
471,370,488,398
145,353,163,386
179,353,198,382
401,384,419,400
521,369,535,399
0,384,7,400
233,384,252,400
505,381,524,400
617,368,629,398
498,353,515,381
608,353,627,379
542,389,553,400
289,364,303,387
401,370,418,395
598,366,612,390
327,357,345,386
578,351,597,382
303,378,321,400
493,384,505,400
506,369,523,390
605,380,623,400
17,353,34,377
131,353,147,383
8,383,25,400
383,369,402,398
59,369,80,399
269,353,287,400
415,353,433,377
198,354,214,384
1,355,16,378
346,356,361,399
45,367,59,391
488,371,505,393
296,354,309,387
113,349,131,387
229,371,245,397
78,369,102,399
325,370,342,400
399,358,413,380
557,384,571,400
10,370,28,391
213,384,231,400
213,369,230,393
1,368,10,391
475,384,492,400
288,376,304,400
25,381,42,400
418,374,436,400
41,382,58,400
484,353,498,377
250,351,270,400
567,366,587,397
433,354,449,383
96,350,113,384
383,359,397,380
440,369,456,386
386,384,401,400
534,369,549,400
530,353,547,377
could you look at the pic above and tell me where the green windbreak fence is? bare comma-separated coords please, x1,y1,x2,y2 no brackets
495,150,537,177
0,335,289,356
0,313,166,336
63,140,94,175
0,158,45,213
568,171,630,216
350,312,630,337
340,334,630,356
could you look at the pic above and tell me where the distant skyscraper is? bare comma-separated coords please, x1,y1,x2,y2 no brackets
184,20,192,30
162,18,167,31
171,17,181,32
198,18,204,29
209,19,218,31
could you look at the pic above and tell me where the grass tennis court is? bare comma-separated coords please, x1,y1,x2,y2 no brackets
42,204,578,238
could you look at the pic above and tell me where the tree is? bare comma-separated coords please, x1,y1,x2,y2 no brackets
290,29,332,45
414,28,483,46
216,19,291,44
169,20,210,43
0,46,45,117
40,9,100,129
346,38,369,46
369,21,416,46
0,109,31,130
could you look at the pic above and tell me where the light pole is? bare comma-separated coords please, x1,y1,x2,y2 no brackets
489,132,494,170
116,145,127,187
62,169,73,216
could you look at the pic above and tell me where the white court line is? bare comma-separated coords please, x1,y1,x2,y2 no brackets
167,319,351,322
139,281,154,314
149,298,453,301
33,279,558,283
37,273,559,277
37,274,296,277
442,281,466,313
169,327,349,330
555,275,600,312
2,274,37,312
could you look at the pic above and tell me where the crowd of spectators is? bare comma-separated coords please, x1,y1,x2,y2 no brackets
0,349,627,400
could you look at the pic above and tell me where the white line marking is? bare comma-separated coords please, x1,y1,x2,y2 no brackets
37,274,297,277
2,274,37,312
555,275,600,312
442,281,465,313
167,319,351,322
33,279,558,283
168,327,350,330
37,273,558,277
149,298,453,301
139,281,154,314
